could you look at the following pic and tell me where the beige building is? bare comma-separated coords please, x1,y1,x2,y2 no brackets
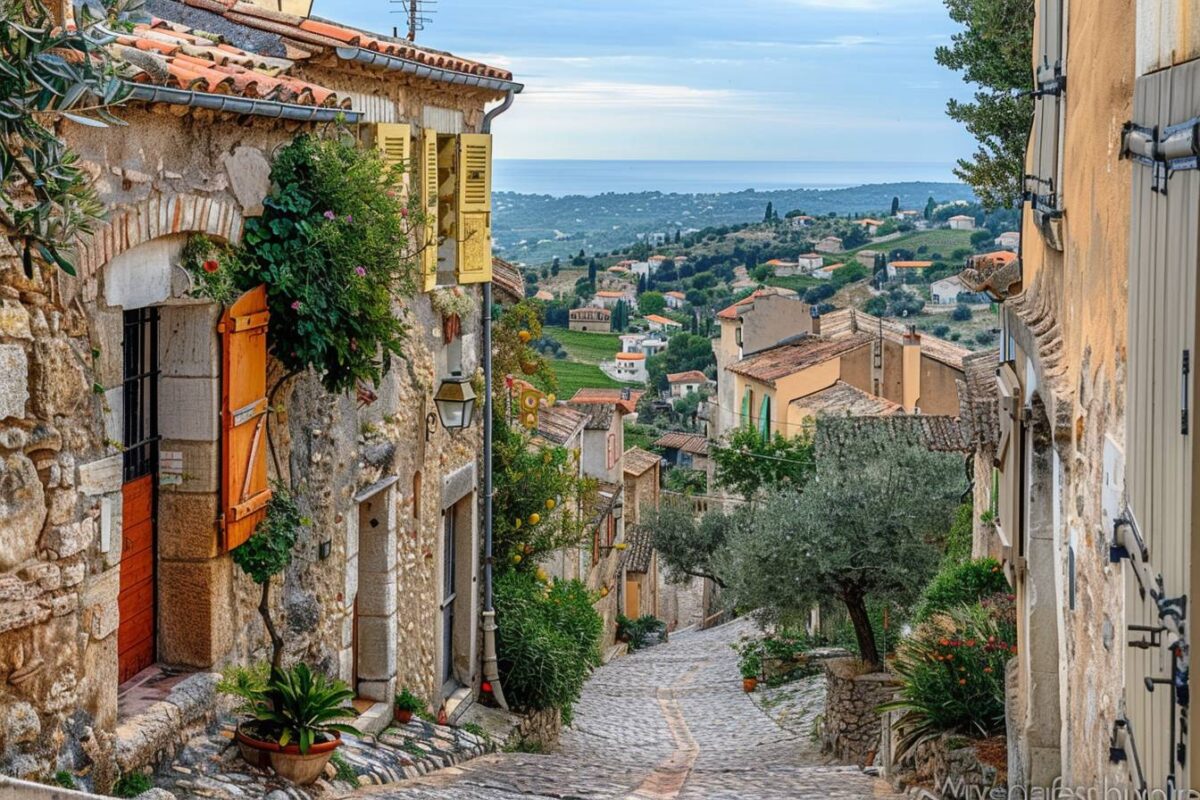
0,0,519,787
569,307,612,333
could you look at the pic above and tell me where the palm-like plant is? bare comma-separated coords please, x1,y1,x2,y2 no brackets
248,664,361,754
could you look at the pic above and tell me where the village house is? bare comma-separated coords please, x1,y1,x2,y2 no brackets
0,0,522,787
856,250,880,269
797,253,825,271
930,274,969,305
767,259,800,277
994,230,1021,251
664,291,687,310
644,314,683,333
667,371,709,398
592,289,634,310
948,214,976,230
533,289,555,301
612,352,648,383
815,237,844,254
788,215,815,229
895,209,921,221
569,307,612,333
886,260,934,279
857,218,884,236
812,262,849,280
620,333,666,359
653,432,712,476
621,448,662,621
644,233,668,247
958,0,1200,794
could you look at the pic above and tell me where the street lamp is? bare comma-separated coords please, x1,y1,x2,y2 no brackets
433,371,477,432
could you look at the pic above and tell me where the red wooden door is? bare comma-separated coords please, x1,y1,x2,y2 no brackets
119,474,156,683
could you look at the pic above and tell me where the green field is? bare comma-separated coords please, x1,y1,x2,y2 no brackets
543,326,622,364
849,228,975,258
764,274,823,294
542,360,625,399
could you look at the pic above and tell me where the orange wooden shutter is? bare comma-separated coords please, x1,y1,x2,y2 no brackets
221,285,272,551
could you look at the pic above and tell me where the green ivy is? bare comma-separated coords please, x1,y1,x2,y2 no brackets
230,486,305,585
235,133,421,393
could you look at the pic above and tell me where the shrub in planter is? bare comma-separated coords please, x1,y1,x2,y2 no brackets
394,688,423,724
616,614,667,651
881,594,1016,758
733,640,762,688
913,558,1010,623
494,571,602,723
230,663,361,784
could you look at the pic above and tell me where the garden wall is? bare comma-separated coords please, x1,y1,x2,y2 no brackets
821,658,898,766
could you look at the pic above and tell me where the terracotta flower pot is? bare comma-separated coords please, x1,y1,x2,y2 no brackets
742,677,758,693
269,733,342,786
394,708,414,725
235,723,280,770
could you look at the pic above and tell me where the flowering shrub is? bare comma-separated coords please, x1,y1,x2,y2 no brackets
494,570,602,724
235,133,421,393
180,235,240,305
882,593,1016,756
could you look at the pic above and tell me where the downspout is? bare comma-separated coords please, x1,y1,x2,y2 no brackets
480,88,518,711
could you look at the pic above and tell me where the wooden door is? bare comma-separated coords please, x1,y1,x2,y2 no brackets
625,578,640,619
118,307,159,684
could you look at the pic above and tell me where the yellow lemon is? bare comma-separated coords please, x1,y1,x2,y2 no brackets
514,518,522,529
511,554,523,564
615,542,628,551
545,498,556,511
599,586,609,598
528,513,541,525
536,568,549,582
518,330,531,343
546,394,556,405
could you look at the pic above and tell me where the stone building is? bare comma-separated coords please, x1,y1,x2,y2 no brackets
964,0,1200,793
0,0,520,787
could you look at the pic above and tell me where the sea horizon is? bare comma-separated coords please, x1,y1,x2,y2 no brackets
493,158,963,197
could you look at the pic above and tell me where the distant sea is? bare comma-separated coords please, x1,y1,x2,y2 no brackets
493,159,960,197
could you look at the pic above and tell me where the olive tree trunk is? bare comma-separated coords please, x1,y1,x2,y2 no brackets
842,587,880,670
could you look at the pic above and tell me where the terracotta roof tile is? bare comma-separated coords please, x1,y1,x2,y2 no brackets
653,432,709,456
791,381,903,417
536,403,589,445
568,388,643,415
623,447,661,477
644,314,682,326
623,524,654,573
715,287,799,320
814,415,972,454
667,370,708,384
180,0,514,81
491,257,524,304
889,261,934,269
728,334,872,386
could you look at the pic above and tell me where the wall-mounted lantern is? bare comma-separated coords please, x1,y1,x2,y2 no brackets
432,371,477,432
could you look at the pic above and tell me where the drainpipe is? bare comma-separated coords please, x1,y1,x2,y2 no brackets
480,89,518,711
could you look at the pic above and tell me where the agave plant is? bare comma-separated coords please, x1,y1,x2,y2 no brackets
247,663,361,754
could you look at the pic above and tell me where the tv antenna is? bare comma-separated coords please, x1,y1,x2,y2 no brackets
390,0,436,41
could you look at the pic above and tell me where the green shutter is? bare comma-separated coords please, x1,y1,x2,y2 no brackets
759,396,771,438
741,388,751,427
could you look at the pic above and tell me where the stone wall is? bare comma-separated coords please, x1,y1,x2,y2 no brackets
510,708,562,752
0,87,489,789
820,659,898,767
895,734,1006,799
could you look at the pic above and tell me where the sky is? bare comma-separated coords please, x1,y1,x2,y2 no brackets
312,0,976,164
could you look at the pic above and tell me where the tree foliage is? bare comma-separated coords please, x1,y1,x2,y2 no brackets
235,134,419,393
712,426,813,501
0,0,140,275
638,291,666,316
723,422,966,667
935,0,1035,208
642,500,751,588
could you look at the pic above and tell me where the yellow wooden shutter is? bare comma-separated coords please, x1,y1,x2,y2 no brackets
374,123,411,170
994,362,1023,581
455,133,492,284
419,129,439,291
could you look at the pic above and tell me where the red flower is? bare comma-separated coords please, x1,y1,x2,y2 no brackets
202,259,219,273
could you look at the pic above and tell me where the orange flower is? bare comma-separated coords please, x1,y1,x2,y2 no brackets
958,679,967,685
983,666,993,674
966,639,976,647
202,259,219,273
939,638,950,646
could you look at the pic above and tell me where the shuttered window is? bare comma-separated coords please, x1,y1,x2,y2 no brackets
221,286,272,551
374,123,411,176
758,395,771,438
419,129,440,292
1025,0,1066,250
455,133,493,284
1121,57,1200,794
741,387,752,428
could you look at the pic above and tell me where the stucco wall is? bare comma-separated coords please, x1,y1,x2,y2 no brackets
917,358,963,417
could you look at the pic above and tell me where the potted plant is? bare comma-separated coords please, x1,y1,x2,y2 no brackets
735,642,762,692
232,663,361,784
394,689,423,725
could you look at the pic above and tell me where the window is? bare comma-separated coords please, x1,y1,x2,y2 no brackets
1024,0,1066,249
607,432,617,469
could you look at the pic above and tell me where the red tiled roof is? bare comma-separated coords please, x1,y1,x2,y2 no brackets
644,314,681,326
728,334,873,386
616,352,645,361
536,403,589,445
889,261,934,269
113,18,350,107
491,257,524,304
715,288,799,321
664,291,686,299
653,431,709,456
568,388,644,415
792,381,903,417
667,370,708,384
178,0,513,81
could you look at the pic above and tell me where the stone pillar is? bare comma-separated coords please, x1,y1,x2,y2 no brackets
354,486,398,701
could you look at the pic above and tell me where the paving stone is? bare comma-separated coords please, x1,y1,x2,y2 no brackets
355,618,903,800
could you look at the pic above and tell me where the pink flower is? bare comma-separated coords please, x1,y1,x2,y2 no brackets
323,210,335,220
400,207,409,218
355,266,367,277
290,300,302,311
345,214,353,223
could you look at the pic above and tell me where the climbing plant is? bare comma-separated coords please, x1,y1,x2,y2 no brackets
234,132,423,393
0,0,141,275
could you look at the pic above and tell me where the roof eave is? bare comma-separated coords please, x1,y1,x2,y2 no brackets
334,46,524,94
126,82,362,123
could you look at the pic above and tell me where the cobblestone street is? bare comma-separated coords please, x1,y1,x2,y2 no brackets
354,620,901,799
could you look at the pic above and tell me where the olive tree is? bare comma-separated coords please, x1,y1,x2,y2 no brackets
642,499,753,589
723,422,965,668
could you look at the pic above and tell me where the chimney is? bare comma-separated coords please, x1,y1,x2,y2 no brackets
810,304,821,336
902,324,922,412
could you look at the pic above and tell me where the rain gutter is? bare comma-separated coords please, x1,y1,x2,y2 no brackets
126,83,362,123
334,47,525,95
